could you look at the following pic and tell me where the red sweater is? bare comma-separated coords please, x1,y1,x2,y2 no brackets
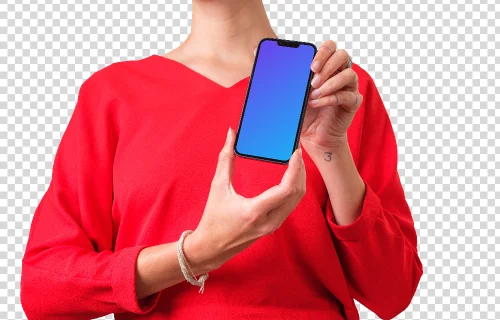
21,54,423,320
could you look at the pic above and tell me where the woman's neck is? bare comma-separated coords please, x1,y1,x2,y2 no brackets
182,0,278,64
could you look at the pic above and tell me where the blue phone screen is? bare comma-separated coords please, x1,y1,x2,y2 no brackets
235,39,316,162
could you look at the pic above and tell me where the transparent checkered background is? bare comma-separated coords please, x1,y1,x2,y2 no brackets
1,1,498,319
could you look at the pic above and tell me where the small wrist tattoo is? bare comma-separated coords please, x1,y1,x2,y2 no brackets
324,151,332,162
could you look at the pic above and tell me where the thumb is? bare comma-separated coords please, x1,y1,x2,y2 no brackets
213,127,236,189
253,47,257,56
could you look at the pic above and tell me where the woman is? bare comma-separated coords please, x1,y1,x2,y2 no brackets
20,0,422,319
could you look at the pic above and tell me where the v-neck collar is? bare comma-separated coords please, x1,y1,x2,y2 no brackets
150,54,250,90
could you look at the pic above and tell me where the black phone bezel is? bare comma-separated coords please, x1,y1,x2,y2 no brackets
233,37,318,165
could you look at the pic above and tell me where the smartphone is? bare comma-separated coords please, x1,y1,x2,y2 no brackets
234,38,317,164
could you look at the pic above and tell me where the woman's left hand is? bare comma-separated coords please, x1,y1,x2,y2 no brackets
300,40,363,153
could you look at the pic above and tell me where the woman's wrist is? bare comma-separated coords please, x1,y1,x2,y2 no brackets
305,134,350,164
182,230,221,275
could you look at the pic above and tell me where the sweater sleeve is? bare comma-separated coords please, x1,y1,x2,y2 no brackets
324,69,423,320
21,71,161,319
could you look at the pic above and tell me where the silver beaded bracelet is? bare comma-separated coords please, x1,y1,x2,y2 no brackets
176,230,209,293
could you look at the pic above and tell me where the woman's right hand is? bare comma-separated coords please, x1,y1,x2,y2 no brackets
184,127,306,272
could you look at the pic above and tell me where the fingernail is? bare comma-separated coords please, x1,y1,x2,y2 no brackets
310,88,321,99
226,127,232,142
311,74,320,87
308,99,318,106
311,61,320,72
298,147,303,157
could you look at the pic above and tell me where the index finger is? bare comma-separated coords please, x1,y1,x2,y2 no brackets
249,148,306,212
311,40,336,73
